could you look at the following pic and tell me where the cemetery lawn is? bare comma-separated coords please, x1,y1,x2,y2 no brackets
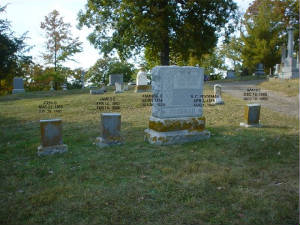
258,78,299,96
0,86,298,225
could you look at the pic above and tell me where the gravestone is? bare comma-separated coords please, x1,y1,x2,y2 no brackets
144,66,210,145
62,84,67,91
109,74,123,86
226,70,236,79
255,63,265,76
114,82,123,93
279,27,299,79
37,119,68,156
135,70,150,92
274,64,281,77
12,77,25,94
90,89,104,95
49,81,54,91
240,104,262,128
123,83,128,91
96,113,122,147
211,84,224,105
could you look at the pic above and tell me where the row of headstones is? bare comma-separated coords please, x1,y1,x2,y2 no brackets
38,103,261,156
38,66,262,156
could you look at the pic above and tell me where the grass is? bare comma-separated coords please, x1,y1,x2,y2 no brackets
0,85,299,225
258,78,299,96
206,75,268,84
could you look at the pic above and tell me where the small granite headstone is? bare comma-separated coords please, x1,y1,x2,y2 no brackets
240,104,262,128
37,119,68,156
109,74,123,86
255,63,265,76
62,84,67,91
226,70,236,79
50,81,54,91
211,84,224,105
90,89,104,95
12,77,25,94
144,66,210,145
96,113,122,147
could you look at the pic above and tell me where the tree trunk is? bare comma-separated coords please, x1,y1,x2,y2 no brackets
159,0,170,66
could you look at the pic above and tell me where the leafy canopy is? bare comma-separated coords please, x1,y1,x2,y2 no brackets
78,0,237,65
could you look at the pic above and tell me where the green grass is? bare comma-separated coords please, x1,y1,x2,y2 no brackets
0,85,299,225
258,78,299,96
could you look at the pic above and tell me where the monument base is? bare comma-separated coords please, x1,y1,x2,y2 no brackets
135,85,151,93
240,122,262,128
144,116,210,145
37,144,68,156
12,89,25,94
95,137,122,148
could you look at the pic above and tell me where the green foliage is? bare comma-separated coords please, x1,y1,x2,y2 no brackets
0,5,32,95
40,10,82,71
86,57,134,85
241,0,299,74
78,0,237,65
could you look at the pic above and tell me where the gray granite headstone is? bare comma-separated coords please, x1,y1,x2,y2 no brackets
109,74,123,86
96,113,122,147
12,77,25,94
226,70,236,79
145,66,210,145
255,63,265,76
240,104,262,128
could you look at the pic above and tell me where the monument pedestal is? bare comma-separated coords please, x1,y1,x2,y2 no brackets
12,89,25,94
37,144,68,156
145,116,210,145
135,85,151,93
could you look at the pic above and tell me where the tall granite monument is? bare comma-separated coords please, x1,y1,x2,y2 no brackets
145,66,210,145
279,27,299,79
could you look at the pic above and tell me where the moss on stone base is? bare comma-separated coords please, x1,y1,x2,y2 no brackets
149,117,205,132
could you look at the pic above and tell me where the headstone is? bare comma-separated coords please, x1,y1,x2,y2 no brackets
12,77,25,94
255,63,265,76
123,83,128,91
50,81,54,91
274,64,281,77
109,74,123,86
37,119,68,156
95,113,122,147
279,27,299,79
240,104,262,128
144,66,210,145
62,84,67,91
90,89,104,95
211,84,224,105
135,70,150,92
226,70,236,79
114,82,123,93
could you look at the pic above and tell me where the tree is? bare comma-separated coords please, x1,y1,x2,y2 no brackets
241,0,299,73
86,57,134,85
41,10,82,71
0,5,32,95
78,0,237,66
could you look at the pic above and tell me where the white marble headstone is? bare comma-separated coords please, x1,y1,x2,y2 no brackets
136,71,148,86
115,82,123,93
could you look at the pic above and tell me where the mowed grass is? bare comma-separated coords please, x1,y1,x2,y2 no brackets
258,78,299,96
0,85,298,225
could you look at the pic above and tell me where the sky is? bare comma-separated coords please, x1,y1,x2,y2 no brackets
1,0,254,70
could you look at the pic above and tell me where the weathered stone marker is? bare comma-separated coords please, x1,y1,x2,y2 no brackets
37,119,68,156
114,82,123,93
12,77,25,94
145,66,210,145
240,104,262,128
255,63,265,76
211,84,224,105
90,89,104,95
123,83,129,91
226,70,236,79
109,74,123,86
135,70,150,92
96,113,122,147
